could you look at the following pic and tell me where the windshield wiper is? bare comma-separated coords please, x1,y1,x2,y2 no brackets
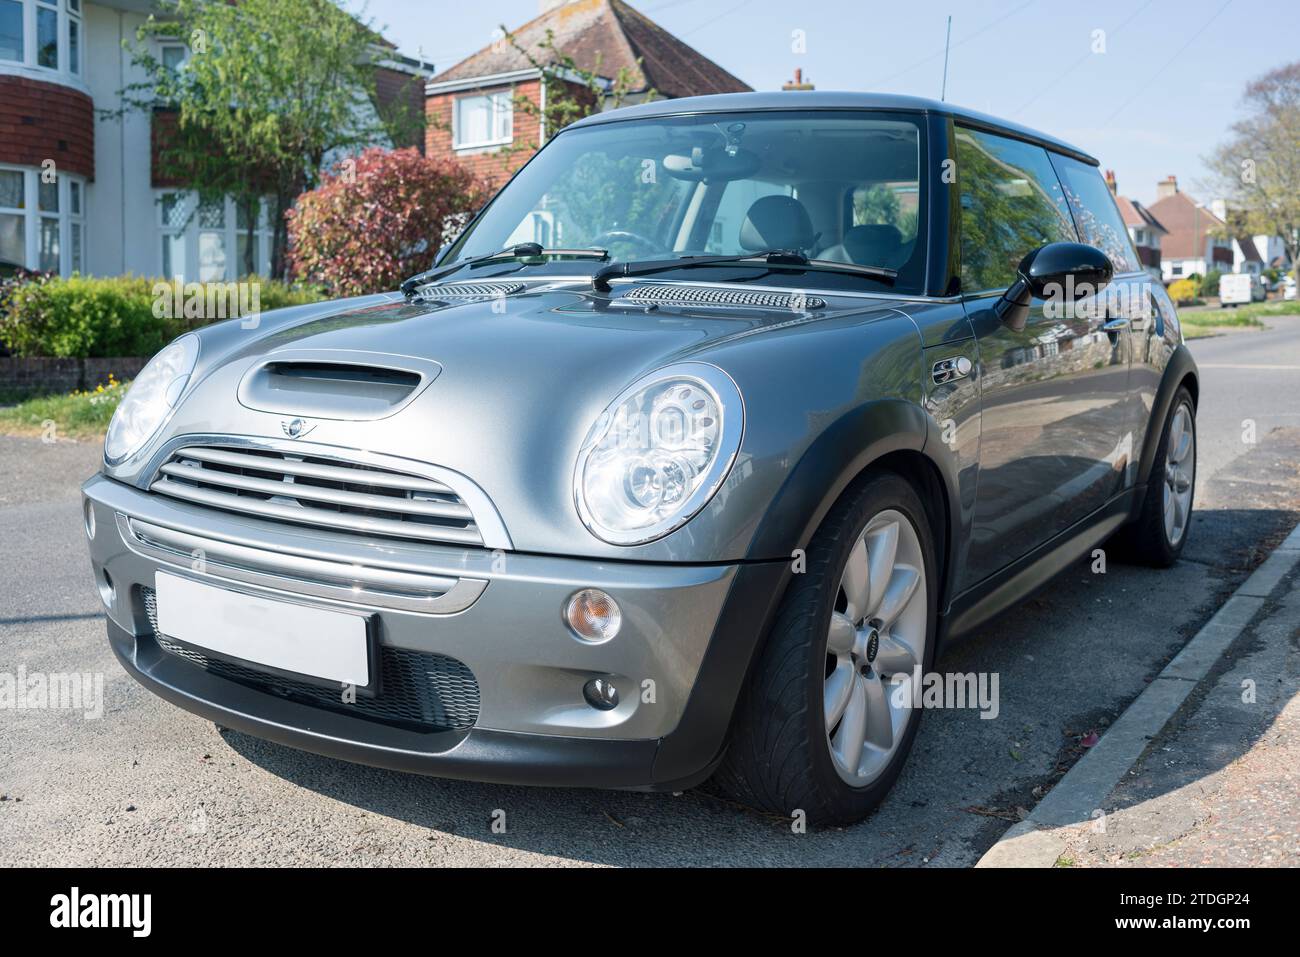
401,243,609,298
591,250,898,292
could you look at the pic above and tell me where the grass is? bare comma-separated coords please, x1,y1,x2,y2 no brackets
0,375,127,441
1178,300,1300,339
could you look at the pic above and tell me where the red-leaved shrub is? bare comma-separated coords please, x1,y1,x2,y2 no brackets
286,147,487,296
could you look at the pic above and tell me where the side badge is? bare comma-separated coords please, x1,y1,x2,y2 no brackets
932,356,973,385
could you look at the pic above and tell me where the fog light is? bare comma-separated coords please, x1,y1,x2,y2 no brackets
565,588,621,643
83,499,96,540
583,677,620,711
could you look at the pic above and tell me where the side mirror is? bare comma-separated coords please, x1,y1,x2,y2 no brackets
994,242,1114,332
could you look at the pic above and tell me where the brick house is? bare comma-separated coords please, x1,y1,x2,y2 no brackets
0,0,428,281
425,0,750,186
1147,175,1235,283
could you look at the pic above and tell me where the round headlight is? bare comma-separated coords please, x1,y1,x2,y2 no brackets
574,362,743,545
104,334,200,466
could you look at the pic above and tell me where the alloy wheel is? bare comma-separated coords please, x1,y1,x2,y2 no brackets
1162,402,1195,547
823,508,928,786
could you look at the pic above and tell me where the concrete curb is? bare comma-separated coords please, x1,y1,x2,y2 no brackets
976,519,1300,868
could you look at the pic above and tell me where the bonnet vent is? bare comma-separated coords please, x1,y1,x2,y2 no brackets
622,284,826,311
414,281,527,302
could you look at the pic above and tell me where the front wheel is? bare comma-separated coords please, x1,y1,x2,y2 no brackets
713,471,937,825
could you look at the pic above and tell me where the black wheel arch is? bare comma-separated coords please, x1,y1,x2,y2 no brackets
1134,344,1199,497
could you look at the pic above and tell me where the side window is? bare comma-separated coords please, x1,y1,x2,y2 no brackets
955,127,1077,293
1050,154,1140,274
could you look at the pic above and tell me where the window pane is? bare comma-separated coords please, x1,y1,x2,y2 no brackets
68,0,80,12
198,198,225,228
1050,154,1140,274
70,180,81,215
71,222,82,273
0,212,23,266
39,179,58,212
0,169,22,209
456,96,489,146
36,6,57,69
162,45,186,73
236,233,253,276
161,192,192,228
0,0,20,62
199,230,226,281
491,92,513,141
162,233,185,279
69,18,79,75
39,217,59,271
956,127,1077,293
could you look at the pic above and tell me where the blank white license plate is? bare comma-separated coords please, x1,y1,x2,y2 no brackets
155,573,370,687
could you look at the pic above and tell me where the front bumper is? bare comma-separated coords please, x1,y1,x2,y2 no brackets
83,473,787,789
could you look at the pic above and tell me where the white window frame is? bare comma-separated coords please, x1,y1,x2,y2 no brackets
0,0,80,76
0,163,86,275
452,90,514,150
157,190,274,282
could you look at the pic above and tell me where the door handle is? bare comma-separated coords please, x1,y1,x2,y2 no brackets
1100,317,1129,332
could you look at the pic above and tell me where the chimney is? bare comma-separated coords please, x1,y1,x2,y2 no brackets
1156,175,1178,200
1104,169,1117,195
782,68,815,91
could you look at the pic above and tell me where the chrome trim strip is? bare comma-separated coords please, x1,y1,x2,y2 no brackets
158,461,474,521
120,515,488,615
177,447,456,494
150,478,485,545
137,435,514,550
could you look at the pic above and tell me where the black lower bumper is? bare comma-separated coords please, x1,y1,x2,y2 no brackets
106,559,790,791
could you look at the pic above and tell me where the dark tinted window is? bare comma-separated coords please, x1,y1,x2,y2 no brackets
1049,154,1139,274
955,127,1077,293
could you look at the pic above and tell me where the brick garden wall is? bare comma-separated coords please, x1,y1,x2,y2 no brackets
0,357,149,396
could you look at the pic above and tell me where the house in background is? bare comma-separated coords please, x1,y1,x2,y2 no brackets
1105,170,1166,280
1147,175,1235,283
0,0,429,281
425,0,750,185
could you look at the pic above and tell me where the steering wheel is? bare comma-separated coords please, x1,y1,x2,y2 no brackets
589,230,663,258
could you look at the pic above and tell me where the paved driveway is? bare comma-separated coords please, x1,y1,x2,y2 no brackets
3,319,1299,866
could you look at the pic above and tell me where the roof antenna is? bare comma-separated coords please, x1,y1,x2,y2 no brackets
940,15,952,101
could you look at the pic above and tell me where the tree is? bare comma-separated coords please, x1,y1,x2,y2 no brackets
1205,62,1300,283
118,0,410,278
286,148,488,297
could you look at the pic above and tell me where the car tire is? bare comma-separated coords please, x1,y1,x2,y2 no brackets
712,470,938,825
1112,385,1196,567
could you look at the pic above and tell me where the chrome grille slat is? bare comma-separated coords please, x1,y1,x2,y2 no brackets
179,447,455,494
159,461,474,520
148,445,485,547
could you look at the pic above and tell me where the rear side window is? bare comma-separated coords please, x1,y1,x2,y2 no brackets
1049,154,1140,274
955,126,1077,294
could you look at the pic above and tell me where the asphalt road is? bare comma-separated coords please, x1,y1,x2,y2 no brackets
3,318,1300,867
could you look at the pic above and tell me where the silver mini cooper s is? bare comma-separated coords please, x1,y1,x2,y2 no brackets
83,93,1198,824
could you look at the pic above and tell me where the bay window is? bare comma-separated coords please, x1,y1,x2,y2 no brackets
0,164,87,275
0,0,83,76
159,191,275,281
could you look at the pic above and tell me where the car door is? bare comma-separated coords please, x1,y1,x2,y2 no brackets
955,127,1132,588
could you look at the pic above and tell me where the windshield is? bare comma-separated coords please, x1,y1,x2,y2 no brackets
443,110,927,295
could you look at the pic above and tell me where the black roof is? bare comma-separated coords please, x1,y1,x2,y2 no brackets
569,91,1099,166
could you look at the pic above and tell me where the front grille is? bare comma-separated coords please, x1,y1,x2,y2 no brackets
414,280,526,302
148,445,483,547
623,284,826,310
142,587,479,731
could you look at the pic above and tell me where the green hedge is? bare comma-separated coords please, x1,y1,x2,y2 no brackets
0,274,326,358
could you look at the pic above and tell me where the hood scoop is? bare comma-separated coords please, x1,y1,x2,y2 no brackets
237,349,441,421
414,280,527,304
620,284,826,311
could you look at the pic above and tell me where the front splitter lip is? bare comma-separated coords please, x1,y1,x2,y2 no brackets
107,618,666,790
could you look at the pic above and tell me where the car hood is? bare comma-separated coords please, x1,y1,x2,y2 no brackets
125,284,919,560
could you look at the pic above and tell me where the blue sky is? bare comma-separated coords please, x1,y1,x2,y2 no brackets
344,0,1295,206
